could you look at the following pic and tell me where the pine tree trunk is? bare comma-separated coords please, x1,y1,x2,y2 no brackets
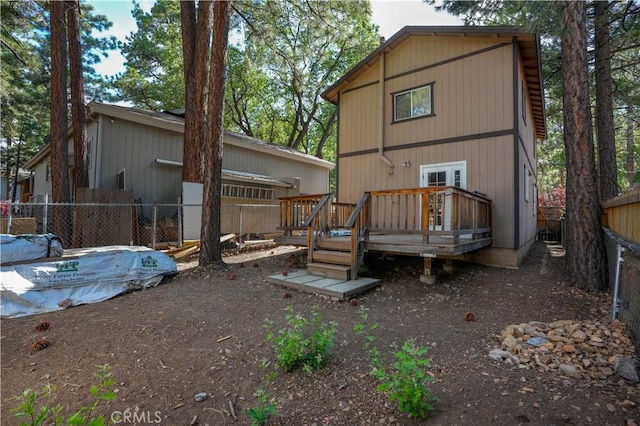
66,0,89,191
561,1,608,292
594,0,618,201
180,1,198,183
199,0,230,265
50,1,71,244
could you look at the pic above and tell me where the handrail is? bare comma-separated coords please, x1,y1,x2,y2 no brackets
302,193,332,227
345,192,371,228
304,194,333,264
346,192,371,278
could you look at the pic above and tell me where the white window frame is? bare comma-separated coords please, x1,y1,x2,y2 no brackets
420,160,467,189
393,82,434,122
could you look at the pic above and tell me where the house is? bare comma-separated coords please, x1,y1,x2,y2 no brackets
275,26,545,281
22,103,334,244
24,102,334,205
329,25,545,268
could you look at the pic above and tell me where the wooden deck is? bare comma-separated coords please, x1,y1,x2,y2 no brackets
266,270,381,299
275,233,492,257
273,187,492,288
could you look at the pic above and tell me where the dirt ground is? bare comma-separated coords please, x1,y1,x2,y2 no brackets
1,241,639,425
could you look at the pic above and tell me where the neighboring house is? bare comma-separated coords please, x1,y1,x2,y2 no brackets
321,26,546,268
23,102,334,205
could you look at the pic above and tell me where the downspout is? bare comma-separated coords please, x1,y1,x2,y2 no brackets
379,51,395,171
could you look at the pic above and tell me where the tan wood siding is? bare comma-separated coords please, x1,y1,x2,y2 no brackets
516,58,538,247
385,44,513,146
338,135,514,248
338,84,379,155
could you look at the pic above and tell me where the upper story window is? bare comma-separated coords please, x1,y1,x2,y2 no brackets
45,161,51,182
393,83,434,122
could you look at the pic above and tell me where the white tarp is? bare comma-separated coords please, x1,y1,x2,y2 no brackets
0,234,64,264
1,246,177,318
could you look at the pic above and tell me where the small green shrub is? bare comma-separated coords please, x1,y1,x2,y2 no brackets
354,308,438,419
12,364,116,426
247,388,278,426
265,306,337,372
373,340,438,419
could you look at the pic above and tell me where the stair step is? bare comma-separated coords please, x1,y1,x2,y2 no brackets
307,262,351,280
312,250,352,265
317,238,351,251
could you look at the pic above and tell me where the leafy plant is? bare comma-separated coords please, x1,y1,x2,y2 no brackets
247,388,278,426
12,364,116,426
265,306,337,372
374,340,438,419
354,308,438,419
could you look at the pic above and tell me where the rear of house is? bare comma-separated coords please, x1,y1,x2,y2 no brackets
323,26,546,268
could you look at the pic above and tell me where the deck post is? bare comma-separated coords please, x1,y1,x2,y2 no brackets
443,259,456,273
419,256,437,285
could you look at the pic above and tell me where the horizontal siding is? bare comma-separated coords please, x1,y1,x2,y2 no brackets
338,135,514,248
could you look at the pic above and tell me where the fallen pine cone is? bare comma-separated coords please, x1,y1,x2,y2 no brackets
228,273,237,281
283,292,292,299
349,298,358,306
464,311,476,322
31,337,50,352
34,321,50,332
282,270,289,276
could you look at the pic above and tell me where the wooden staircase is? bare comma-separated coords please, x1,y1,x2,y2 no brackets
307,237,354,280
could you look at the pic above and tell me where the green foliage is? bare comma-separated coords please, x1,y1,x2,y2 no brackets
374,341,438,419
354,308,437,419
246,388,279,426
12,364,116,426
265,306,337,372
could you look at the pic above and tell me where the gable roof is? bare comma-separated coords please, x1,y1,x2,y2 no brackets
24,103,334,170
322,26,546,139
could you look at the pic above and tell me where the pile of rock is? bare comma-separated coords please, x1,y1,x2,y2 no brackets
489,319,639,382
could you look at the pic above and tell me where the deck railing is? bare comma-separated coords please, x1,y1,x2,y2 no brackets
276,187,491,274
368,187,491,243
277,194,330,236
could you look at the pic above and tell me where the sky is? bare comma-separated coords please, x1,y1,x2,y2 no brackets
87,0,462,77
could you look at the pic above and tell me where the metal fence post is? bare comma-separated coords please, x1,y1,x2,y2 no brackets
43,193,49,234
152,201,157,250
239,205,244,241
177,197,183,247
612,244,624,320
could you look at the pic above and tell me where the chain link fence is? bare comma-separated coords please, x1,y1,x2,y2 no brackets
2,201,281,250
604,227,640,352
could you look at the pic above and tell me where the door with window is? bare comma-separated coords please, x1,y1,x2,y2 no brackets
420,161,467,231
